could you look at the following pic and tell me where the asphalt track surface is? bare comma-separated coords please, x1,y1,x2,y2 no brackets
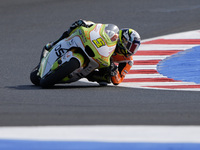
1,0,200,126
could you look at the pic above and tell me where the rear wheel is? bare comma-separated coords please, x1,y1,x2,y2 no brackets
40,58,80,88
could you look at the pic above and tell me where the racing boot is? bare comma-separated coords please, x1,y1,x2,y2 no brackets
86,71,111,86
97,74,111,86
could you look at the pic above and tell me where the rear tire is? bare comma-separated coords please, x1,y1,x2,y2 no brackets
40,58,80,88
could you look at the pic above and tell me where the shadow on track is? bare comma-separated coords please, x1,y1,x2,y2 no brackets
6,84,111,90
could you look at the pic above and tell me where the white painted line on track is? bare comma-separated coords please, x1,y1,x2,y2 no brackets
131,65,157,69
141,29,200,41
120,81,197,86
140,44,198,50
125,74,167,78
132,56,169,60
0,126,200,143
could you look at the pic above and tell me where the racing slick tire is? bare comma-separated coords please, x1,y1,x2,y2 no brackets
30,65,41,86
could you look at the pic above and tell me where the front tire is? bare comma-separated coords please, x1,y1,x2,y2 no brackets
30,47,48,86
40,58,80,88
30,65,41,86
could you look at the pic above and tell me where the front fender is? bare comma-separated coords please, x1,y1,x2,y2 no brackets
51,50,85,71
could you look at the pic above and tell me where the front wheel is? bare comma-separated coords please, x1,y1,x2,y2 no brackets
30,47,49,86
40,58,81,88
30,65,41,86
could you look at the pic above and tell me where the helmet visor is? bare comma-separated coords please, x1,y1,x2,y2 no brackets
118,40,140,57
126,40,140,56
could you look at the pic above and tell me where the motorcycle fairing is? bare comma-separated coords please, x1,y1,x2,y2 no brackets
39,23,118,83
39,36,85,78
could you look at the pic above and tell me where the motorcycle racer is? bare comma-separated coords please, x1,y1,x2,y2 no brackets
44,19,141,85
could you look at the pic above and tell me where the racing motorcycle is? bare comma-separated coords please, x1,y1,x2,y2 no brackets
30,24,118,88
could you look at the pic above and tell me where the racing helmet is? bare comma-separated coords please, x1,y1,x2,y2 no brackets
118,28,141,57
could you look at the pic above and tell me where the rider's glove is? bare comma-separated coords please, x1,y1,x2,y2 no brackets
67,19,88,36
110,62,118,76
44,42,54,51
71,19,87,28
